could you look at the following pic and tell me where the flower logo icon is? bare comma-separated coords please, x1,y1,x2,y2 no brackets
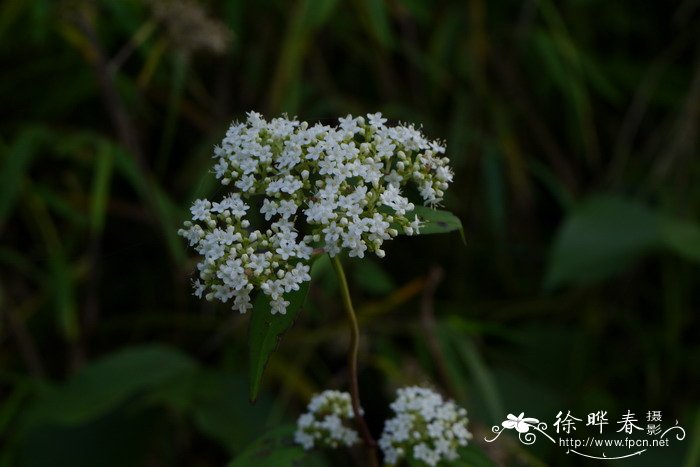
502,413,540,433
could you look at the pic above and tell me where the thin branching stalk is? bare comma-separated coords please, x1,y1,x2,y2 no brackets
330,255,379,467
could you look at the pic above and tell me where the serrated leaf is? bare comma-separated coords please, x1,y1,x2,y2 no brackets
248,281,311,401
228,425,328,467
410,205,466,244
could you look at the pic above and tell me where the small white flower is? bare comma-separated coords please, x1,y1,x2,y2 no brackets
190,199,212,221
367,112,387,128
270,296,290,315
235,174,255,192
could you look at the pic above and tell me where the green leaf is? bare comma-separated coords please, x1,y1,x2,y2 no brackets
660,218,700,263
228,425,328,467
24,345,197,428
191,371,274,454
248,281,311,401
410,206,466,244
544,196,660,289
353,259,395,295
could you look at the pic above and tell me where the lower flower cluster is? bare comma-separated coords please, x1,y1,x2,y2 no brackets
295,387,472,466
294,390,360,450
379,386,473,466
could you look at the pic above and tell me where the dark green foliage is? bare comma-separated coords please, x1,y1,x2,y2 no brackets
227,425,329,467
1,0,699,466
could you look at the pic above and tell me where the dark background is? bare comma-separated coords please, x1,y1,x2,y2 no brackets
0,0,698,466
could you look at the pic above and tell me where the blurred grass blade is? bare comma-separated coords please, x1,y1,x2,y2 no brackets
111,145,186,264
26,188,78,341
483,143,507,237
90,142,114,233
684,408,700,467
0,127,47,231
357,0,394,48
0,383,31,438
444,319,504,424
268,0,339,112
156,53,188,174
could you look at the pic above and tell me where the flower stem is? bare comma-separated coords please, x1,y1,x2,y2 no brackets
330,254,379,467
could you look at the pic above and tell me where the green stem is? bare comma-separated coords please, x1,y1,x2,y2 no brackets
330,255,379,467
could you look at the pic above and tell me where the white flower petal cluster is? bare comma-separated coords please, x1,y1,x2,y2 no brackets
294,390,360,450
379,386,472,466
179,111,453,314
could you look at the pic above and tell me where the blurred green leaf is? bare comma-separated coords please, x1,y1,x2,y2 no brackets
660,218,700,263
228,425,328,467
24,345,197,428
249,281,311,401
192,371,274,453
352,259,395,295
0,127,47,230
545,195,660,289
546,195,700,289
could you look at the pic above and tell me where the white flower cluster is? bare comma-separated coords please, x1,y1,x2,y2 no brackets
379,387,472,466
294,390,360,450
179,111,453,314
